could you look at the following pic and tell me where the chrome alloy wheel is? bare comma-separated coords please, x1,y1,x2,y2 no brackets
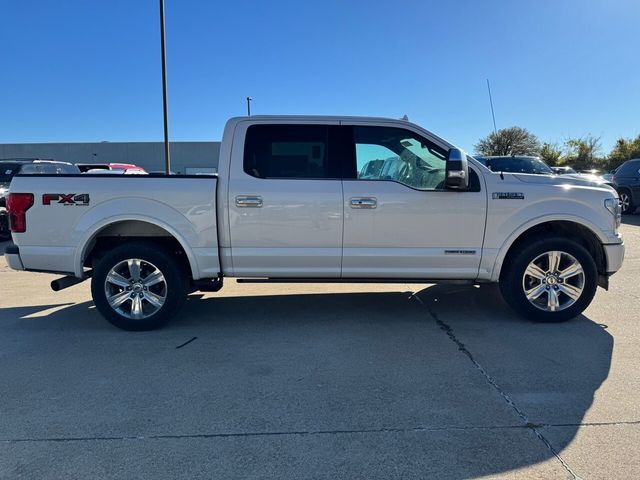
104,258,167,320
619,192,631,213
522,250,585,312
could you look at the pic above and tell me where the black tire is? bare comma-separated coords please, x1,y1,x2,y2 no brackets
618,188,635,215
499,237,598,323
91,241,188,331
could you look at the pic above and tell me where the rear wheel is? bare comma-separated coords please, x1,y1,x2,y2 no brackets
499,238,598,322
618,189,635,214
91,242,188,331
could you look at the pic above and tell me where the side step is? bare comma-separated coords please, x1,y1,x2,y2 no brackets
236,278,474,285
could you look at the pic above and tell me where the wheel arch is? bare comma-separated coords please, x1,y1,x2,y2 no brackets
492,219,606,282
75,217,199,280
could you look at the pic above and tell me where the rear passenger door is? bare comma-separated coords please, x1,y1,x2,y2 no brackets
227,122,346,277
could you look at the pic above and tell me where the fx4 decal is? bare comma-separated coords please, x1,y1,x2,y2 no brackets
42,193,90,206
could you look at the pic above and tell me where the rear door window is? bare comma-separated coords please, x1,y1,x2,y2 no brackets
244,125,340,179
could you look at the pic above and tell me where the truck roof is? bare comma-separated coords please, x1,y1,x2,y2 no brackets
227,115,413,123
223,115,454,150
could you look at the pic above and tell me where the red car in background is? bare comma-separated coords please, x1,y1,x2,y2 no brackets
76,163,147,174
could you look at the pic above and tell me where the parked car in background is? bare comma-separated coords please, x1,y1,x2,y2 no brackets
76,163,146,174
610,158,640,214
551,166,577,175
0,206,7,239
475,155,556,175
475,156,614,188
603,169,616,182
83,168,148,175
0,159,80,238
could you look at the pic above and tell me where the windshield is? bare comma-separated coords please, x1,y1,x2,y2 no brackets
485,157,554,175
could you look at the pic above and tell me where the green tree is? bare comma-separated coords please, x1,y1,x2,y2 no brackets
539,143,562,166
606,135,640,171
563,135,603,170
475,127,541,156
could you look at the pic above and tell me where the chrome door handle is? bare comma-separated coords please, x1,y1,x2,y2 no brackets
235,195,263,208
350,197,377,209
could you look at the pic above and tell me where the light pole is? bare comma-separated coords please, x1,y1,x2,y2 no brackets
159,0,171,174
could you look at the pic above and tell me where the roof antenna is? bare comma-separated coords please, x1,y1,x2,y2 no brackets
486,79,497,134
246,97,252,116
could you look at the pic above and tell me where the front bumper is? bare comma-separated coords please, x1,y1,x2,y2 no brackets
4,244,24,271
604,241,625,274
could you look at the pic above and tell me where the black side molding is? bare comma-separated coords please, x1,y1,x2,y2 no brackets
4,244,18,255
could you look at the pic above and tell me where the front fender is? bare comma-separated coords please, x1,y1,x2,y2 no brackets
486,213,609,282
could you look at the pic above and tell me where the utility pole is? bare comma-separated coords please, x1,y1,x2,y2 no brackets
246,97,252,116
486,79,497,134
159,0,171,174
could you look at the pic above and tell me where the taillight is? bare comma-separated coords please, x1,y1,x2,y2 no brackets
6,193,34,233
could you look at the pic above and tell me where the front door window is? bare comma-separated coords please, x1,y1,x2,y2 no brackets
353,126,448,190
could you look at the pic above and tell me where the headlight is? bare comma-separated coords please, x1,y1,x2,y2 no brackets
604,198,621,229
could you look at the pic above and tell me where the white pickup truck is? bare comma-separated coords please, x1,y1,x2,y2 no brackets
5,116,624,330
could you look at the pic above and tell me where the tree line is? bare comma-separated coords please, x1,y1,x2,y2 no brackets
474,127,640,171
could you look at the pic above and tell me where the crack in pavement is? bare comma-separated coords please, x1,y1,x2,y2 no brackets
409,291,580,480
4,420,639,445
0,424,538,444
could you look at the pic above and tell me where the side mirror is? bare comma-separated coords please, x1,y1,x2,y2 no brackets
445,148,469,190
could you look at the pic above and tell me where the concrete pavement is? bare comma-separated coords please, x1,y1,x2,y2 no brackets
1,215,639,479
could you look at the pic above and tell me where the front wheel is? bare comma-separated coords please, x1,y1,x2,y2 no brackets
91,242,188,331
499,238,598,322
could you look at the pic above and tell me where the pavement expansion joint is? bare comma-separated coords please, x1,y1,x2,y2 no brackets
409,291,579,480
0,423,551,444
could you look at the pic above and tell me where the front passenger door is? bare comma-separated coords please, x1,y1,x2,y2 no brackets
341,124,486,279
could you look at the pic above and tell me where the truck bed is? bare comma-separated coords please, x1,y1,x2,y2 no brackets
7,174,220,279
